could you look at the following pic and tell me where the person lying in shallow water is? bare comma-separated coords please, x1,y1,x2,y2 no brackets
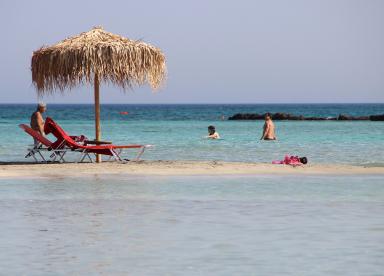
272,156,308,166
206,125,220,139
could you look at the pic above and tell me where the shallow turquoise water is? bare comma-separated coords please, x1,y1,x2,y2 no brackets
1,104,383,164
1,104,383,274
0,175,383,275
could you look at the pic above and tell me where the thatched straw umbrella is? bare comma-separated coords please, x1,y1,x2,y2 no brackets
31,26,166,162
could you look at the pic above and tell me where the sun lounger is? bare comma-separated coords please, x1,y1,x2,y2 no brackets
44,117,151,162
19,124,68,162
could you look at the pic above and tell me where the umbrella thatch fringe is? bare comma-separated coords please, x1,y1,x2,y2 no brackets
31,27,166,95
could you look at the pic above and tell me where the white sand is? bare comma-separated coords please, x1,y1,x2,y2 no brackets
0,161,383,178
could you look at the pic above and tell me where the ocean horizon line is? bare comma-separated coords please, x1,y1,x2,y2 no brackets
0,102,383,105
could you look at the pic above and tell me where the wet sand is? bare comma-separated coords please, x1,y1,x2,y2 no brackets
0,161,383,178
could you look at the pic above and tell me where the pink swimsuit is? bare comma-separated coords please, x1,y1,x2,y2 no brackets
272,155,303,166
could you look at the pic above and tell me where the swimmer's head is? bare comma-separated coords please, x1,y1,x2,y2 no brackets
265,113,271,120
299,157,308,164
208,125,215,134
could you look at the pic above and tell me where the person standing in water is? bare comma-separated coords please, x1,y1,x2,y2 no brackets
206,125,220,139
30,103,47,138
260,113,276,140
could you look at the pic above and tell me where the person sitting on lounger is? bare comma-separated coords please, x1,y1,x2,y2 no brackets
30,103,46,139
260,113,276,140
206,125,220,139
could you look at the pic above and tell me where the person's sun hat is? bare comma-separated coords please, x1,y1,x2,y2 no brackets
37,102,46,108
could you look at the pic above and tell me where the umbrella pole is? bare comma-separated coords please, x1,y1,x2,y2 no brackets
94,73,101,163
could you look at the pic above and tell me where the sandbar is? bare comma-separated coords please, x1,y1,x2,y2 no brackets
0,161,383,178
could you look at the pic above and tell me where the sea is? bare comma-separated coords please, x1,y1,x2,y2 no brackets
0,103,383,275
1,103,384,164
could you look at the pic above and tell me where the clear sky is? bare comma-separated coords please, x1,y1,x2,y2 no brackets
0,0,383,103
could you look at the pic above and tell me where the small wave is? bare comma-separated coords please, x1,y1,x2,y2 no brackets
354,162,384,168
141,130,161,133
